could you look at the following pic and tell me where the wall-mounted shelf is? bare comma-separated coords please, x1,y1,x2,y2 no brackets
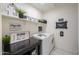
2,14,32,21
2,14,47,25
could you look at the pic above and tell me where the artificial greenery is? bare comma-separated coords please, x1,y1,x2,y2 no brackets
38,19,47,24
2,35,11,44
15,8,26,15
2,35,10,52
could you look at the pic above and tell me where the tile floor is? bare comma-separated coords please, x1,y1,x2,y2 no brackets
50,48,76,55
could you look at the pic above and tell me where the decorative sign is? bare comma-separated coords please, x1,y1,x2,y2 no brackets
9,24,21,31
10,31,30,44
56,18,68,29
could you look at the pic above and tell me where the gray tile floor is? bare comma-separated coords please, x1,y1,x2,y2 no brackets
50,48,76,55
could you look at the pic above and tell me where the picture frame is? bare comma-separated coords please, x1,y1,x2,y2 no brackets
56,21,67,29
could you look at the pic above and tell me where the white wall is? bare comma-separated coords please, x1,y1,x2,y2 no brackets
0,4,2,54
1,3,46,35
78,4,79,54
1,3,46,36
0,15,2,55
43,4,78,54
2,16,46,37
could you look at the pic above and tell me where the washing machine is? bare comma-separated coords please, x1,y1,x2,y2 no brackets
32,33,54,55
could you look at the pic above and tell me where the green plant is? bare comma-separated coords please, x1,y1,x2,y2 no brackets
2,35,11,52
15,8,26,15
2,35,10,44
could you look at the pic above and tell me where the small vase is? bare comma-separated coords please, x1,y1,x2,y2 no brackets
19,14,24,18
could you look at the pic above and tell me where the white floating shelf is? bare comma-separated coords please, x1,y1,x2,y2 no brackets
1,14,47,25
2,14,27,21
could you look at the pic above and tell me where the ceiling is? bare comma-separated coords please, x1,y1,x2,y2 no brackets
28,3,55,13
27,3,75,13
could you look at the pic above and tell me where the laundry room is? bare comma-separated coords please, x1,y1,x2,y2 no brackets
0,3,78,55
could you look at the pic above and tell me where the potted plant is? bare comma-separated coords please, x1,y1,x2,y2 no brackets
38,19,47,24
15,8,26,18
2,35,11,52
